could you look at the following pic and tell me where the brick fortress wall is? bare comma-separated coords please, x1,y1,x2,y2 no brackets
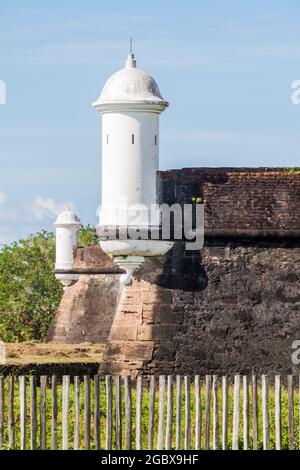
48,247,123,343
157,168,300,237
50,169,300,375
100,240,299,376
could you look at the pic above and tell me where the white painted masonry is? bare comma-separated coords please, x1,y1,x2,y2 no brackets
93,52,168,227
54,208,81,271
92,52,174,284
100,111,159,226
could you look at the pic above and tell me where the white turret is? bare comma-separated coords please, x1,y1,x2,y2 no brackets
93,52,168,227
93,51,173,284
54,208,81,288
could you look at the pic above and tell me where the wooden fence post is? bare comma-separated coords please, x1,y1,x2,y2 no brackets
262,374,269,450
115,376,122,450
94,375,101,450
39,375,47,450
184,376,191,450
222,376,228,450
232,374,240,450
205,375,212,450
84,375,91,450
252,375,258,450
106,375,112,450
175,375,182,450
8,375,15,449
62,375,70,450
194,375,201,451
157,375,166,450
243,376,249,450
136,376,143,450
148,376,155,450
212,375,219,450
124,376,132,450
275,375,282,450
51,375,58,450
30,376,37,451
19,376,26,450
288,375,294,450
165,375,174,450
73,376,80,450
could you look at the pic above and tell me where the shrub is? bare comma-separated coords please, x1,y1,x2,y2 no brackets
0,231,62,341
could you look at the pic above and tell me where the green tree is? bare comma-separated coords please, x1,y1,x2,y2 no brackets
0,231,63,342
77,225,98,247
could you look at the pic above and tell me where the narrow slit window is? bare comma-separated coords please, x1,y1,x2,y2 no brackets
132,134,135,144
106,134,109,145
155,135,158,145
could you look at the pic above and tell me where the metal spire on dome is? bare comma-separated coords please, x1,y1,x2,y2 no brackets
126,37,136,68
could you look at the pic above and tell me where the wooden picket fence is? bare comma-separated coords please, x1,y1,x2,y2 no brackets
0,374,299,450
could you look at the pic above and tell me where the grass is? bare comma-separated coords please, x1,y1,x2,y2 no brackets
0,376,298,450
283,168,300,175
4,342,104,365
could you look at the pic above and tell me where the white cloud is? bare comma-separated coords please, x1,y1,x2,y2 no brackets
32,196,75,221
0,191,79,248
0,191,7,205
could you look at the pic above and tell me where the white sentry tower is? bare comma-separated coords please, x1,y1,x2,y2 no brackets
93,51,168,226
93,51,173,284
54,207,81,289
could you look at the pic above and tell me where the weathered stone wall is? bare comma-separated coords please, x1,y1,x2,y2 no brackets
50,168,300,375
158,168,300,237
100,240,300,376
49,247,123,343
48,272,123,343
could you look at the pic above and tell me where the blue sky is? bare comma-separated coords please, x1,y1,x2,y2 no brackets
0,0,300,244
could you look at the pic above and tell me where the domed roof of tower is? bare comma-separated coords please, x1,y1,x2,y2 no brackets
92,53,168,109
54,207,81,227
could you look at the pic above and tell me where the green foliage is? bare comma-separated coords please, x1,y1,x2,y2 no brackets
0,231,63,342
283,168,300,175
77,225,98,247
0,226,99,342
192,196,205,204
